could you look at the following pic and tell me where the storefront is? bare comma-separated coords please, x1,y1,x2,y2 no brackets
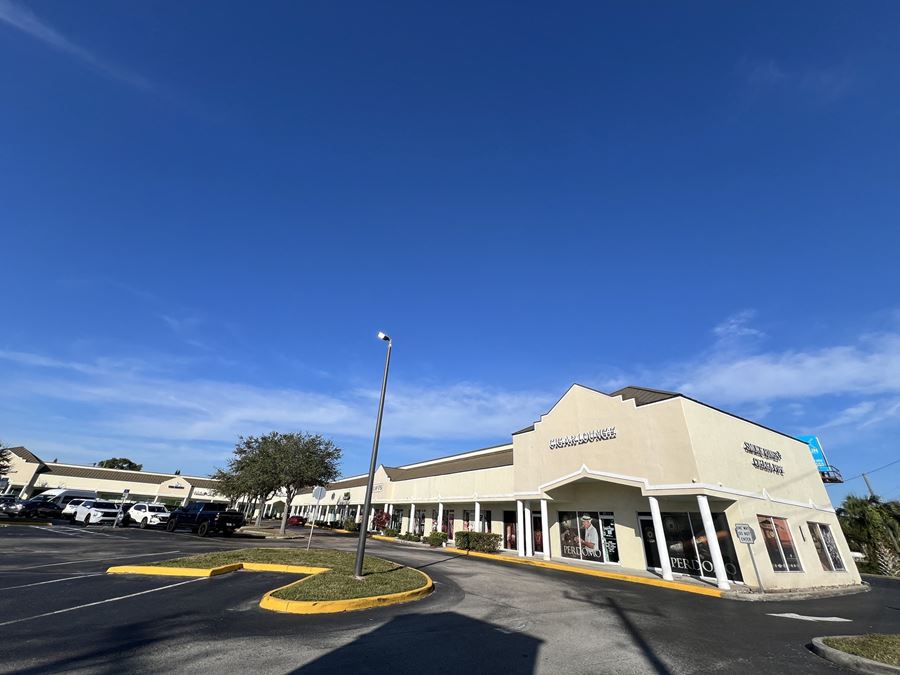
284,383,861,593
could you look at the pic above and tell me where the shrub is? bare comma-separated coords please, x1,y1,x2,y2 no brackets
397,532,420,542
455,531,501,553
426,531,448,547
342,519,359,532
383,528,399,538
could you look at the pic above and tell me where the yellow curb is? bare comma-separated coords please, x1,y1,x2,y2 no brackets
371,534,396,542
107,563,243,577
331,528,353,534
0,521,53,527
259,568,433,614
442,547,723,598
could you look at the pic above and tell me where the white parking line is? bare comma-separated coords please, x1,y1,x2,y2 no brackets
28,526,80,537
0,577,206,626
0,573,105,591
15,550,182,570
55,527,127,539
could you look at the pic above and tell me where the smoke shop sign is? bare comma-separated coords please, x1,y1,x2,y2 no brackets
550,427,616,450
744,442,784,476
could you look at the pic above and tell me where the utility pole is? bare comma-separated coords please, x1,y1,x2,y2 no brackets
862,473,877,498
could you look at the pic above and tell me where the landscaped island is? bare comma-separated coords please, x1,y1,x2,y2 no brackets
147,548,429,602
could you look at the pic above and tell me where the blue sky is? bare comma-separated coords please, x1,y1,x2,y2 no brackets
1,2,899,505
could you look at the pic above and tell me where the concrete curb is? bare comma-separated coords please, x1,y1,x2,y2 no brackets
810,636,900,674
106,558,429,615
0,520,53,527
107,563,244,577
727,583,870,602
259,568,434,615
106,562,329,577
437,546,724,598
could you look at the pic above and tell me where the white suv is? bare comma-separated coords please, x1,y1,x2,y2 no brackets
74,500,120,526
127,502,171,529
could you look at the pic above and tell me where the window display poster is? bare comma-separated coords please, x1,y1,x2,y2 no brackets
558,512,618,563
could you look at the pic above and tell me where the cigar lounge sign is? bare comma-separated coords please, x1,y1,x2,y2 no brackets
549,427,617,450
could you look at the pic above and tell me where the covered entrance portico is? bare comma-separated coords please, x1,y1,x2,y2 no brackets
532,471,739,590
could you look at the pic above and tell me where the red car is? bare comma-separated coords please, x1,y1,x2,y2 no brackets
287,515,307,527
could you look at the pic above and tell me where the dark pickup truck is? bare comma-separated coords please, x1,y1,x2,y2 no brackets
165,501,245,537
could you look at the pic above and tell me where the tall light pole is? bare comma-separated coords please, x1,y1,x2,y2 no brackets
354,331,392,579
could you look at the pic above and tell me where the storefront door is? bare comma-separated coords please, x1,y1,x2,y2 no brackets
503,510,517,550
638,515,661,570
443,509,455,539
532,514,543,553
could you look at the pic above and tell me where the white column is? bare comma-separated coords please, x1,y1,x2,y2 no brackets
648,496,674,581
368,507,375,531
540,499,551,561
697,495,730,591
524,501,534,557
408,503,416,533
437,502,444,534
181,485,195,508
516,500,525,557
474,502,481,533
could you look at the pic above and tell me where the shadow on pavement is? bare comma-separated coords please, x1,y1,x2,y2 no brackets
293,611,542,674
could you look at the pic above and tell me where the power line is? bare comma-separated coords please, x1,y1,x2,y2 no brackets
845,457,900,482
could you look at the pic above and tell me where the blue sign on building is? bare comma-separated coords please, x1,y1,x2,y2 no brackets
797,435,828,472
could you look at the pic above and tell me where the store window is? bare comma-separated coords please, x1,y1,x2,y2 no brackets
808,522,846,572
414,509,426,536
758,515,803,572
638,511,743,582
558,512,619,563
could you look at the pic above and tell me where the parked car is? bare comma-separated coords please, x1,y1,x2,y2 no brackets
125,502,171,529
18,498,64,519
166,502,244,537
74,500,120,526
61,499,87,520
0,495,24,516
287,515,307,527
31,489,98,507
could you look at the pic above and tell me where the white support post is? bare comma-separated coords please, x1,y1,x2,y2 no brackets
474,501,481,533
648,496,674,581
516,500,525,557
540,499,551,561
437,502,444,535
181,485,195,508
524,501,534,557
408,502,416,534
368,507,375,531
697,495,730,591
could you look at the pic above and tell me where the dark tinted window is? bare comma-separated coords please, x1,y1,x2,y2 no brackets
202,503,226,512
93,502,117,510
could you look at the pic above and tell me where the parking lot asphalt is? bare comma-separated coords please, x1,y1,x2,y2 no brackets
0,524,898,674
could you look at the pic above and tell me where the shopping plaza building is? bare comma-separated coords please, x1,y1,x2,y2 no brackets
282,385,861,592
3,447,225,506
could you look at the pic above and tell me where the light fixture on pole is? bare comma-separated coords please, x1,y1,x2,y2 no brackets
354,331,392,579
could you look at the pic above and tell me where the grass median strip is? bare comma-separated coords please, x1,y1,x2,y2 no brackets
110,548,432,612
823,634,900,667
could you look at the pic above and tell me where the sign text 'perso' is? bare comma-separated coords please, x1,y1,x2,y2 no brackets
549,427,616,450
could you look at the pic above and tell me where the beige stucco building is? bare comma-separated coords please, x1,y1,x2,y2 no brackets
3,447,225,506
284,385,859,593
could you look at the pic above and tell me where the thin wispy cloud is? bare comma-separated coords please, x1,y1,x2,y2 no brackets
0,0,153,92
713,309,765,341
739,57,853,101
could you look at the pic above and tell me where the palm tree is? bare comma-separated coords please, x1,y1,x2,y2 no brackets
837,494,900,576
